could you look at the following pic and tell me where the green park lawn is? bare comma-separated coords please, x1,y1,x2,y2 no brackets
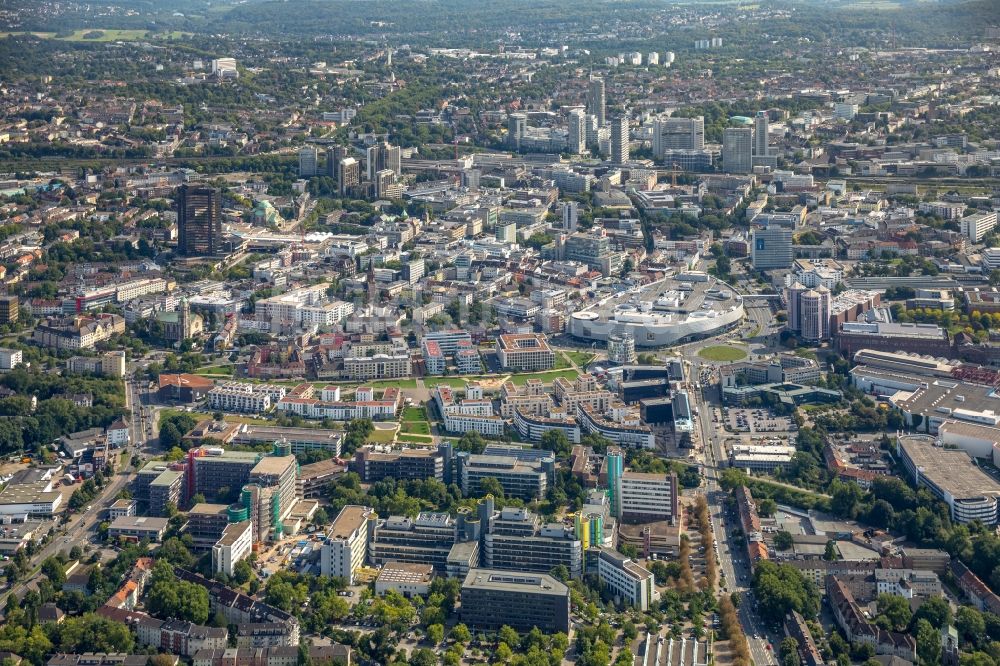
397,433,434,444
401,421,431,435
697,345,748,362
195,364,234,377
401,406,428,421
562,350,596,367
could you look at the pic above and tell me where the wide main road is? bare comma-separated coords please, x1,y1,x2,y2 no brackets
688,359,777,666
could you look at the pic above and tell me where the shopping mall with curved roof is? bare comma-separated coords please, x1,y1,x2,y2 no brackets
568,272,745,348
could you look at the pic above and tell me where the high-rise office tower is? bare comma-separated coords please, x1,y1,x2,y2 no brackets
785,282,807,337
177,185,222,257
462,168,481,190
496,221,517,244
377,143,402,176
374,169,396,198
508,113,527,151
326,145,347,178
0,295,18,325
567,109,586,155
338,157,360,196
562,202,578,232
365,146,378,181
751,225,793,270
652,115,705,157
298,146,318,177
587,77,606,126
754,111,769,157
722,127,753,174
798,287,831,342
584,114,599,147
610,114,629,164
606,448,624,518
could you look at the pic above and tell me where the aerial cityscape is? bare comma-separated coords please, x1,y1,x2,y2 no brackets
0,0,998,665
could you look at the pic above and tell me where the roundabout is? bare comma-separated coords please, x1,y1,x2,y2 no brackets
696,344,748,362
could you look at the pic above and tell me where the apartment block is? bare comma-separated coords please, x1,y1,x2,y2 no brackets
496,333,555,371
320,505,375,584
208,384,276,414
343,353,412,381
961,211,998,242
212,520,254,577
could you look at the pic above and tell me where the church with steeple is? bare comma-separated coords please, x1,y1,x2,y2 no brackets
157,297,203,343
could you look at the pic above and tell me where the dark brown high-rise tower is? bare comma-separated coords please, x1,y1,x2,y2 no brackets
177,184,222,256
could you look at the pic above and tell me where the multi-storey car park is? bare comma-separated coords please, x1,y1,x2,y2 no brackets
569,272,744,348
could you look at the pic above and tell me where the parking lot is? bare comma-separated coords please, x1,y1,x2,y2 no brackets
725,407,795,434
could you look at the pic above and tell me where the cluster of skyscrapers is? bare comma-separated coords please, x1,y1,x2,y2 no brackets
299,142,403,199
506,75,775,175
508,75,630,164
722,111,775,174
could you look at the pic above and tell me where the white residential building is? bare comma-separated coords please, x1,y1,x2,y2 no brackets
106,418,130,447
116,277,169,303
343,354,412,381
320,505,375,584
0,348,22,371
208,382,287,414
276,385,400,421
961,212,998,243
212,520,254,577
256,285,350,330
982,248,1000,271
434,385,505,436
211,58,239,78
793,258,844,289
276,397,398,421
920,201,967,220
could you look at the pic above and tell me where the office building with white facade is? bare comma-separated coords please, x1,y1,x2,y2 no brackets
597,548,658,610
